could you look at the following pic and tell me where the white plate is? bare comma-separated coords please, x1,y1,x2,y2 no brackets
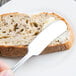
0,0,76,76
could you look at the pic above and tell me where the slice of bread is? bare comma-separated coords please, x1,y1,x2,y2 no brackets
0,12,74,57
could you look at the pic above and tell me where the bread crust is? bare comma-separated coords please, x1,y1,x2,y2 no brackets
0,12,74,57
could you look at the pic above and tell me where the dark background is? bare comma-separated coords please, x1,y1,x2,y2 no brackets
0,0,10,6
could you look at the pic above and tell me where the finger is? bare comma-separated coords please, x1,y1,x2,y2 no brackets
0,61,10,72
0,70,14,76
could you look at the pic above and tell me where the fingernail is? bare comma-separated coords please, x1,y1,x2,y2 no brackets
1,70,14,76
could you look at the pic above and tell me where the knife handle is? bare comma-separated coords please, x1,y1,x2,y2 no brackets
11,53,32,72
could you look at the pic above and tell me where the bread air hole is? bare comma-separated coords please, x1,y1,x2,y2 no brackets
20,29,24,32
10,15,13,17
31,22,38,27
0,36,9,39
14,23,19,31
34,32,39,35
33,22,38,27
26,20,28,24
2,31,6,33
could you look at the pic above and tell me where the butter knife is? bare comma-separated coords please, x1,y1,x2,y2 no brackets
12,20,67,72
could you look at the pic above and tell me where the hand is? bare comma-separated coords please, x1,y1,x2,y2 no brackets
0,61,14,76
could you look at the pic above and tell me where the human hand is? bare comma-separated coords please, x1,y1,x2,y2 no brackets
0,61,14,76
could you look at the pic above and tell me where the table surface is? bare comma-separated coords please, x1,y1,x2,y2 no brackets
0,0,76,76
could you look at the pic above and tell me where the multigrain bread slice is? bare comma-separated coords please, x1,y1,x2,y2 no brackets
0,12,74,57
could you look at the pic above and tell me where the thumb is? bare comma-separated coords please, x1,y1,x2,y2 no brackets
0,70,14,76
